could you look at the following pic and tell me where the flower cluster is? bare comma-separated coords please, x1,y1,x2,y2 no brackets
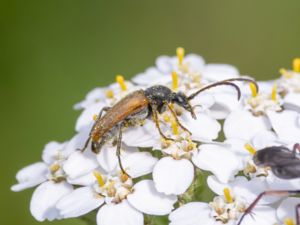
12,49,300,225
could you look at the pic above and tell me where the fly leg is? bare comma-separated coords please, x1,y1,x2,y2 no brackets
237,190,300,225
116,122,130,177
152,105,176,142
79,106,111,152
167,104,192,135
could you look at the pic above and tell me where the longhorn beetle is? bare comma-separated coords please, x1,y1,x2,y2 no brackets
238,143,300,225
80,78,257,175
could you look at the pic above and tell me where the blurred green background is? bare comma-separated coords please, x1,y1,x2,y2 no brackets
1,0,300,224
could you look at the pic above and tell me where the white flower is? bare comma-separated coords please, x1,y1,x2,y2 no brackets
11,141,74,221
169,176,277,225
201,63,239,82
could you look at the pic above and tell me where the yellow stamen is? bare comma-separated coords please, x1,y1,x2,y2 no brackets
106,89,114,98
223,188,233,203
171,120,179,135
93,114,98,121
163,114,171,122
271,83,277,101
116,75,127,91
280,68,293,79
284,218,295,225
244,143,256,155
50,164,60,173
120,172,129,183
293,58,300,72
249,83,257,97
172,71,179,91
176,47,185,65
93,170,105,187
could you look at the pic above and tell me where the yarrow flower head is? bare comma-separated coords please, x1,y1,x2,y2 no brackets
12,49,300,225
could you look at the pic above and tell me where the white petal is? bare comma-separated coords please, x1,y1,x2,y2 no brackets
192,144,241,183
202,64,239,82
189,93,215,111
75,102,106,132
123,121,160,148
30,181,73,221
267,110,300,143
153,157,194,195
57,186,103,218
251,130,278,149
184,54,205,73
156,55,173,73
266,174,300,190
241,206,277,225
42,141,68,164
123,152,158,178
127,180,177,215
181,112,221,141
284,93,300,112
277,197,300,223
66,172,96,186
64,126,90,156
97,200,143,225
169,202,211,225
63,150,98,179
96,146,119,174
224,110,271,140
132,67,171,86
74,87,106,110
11,162,48,192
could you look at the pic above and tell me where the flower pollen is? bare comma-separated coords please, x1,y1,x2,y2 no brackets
105,89,114,98
93,170,105,187
284,218,295,225
172,71,179,91
223,188,233,203
176,47,185,65
249,82,258,97
271,83,278,101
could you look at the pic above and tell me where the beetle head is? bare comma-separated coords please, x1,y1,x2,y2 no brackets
172,92,197,119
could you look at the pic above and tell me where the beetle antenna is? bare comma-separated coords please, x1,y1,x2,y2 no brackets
188,81,241,100
187,78,258,100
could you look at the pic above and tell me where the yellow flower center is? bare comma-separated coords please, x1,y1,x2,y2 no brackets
249,82,258,97
284,218,295,225
244,143,256,155
293,58,300,72
116,75,127,91
171,120,179,135
93,170,105,187
50,164,60,173
176,47,185,66
223,188,233,203
172,71,179,91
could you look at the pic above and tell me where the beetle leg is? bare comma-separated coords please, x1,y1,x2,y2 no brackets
116,122,130,177
237,189,300,225
296,203,300,225
79,107,111,152
152,106,176,142
167,104,192,135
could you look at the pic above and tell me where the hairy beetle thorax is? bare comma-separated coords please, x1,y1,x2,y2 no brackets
144,85,173,106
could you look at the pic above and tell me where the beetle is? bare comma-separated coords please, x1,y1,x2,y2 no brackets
238,143,300,225
80,78,257,175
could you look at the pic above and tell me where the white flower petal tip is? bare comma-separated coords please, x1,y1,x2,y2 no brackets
169,202,211,225
192,144,241,183
277,197,300,223
42,141,68,164
57,186,104,218
75,102,106,132
224,110,271,140
267,110,300,143
11,162,48,192
153,157,194,195
284,93,300,112
132,67,171,86
202,64,239,82
97,200,143,225
63,150,98,179
30,181,73,221
123,152,158,178
123,121,160,148
127,180,177,215
181,112,221,141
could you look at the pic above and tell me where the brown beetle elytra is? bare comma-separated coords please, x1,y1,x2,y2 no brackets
238,143,300,225
80,77,258,175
